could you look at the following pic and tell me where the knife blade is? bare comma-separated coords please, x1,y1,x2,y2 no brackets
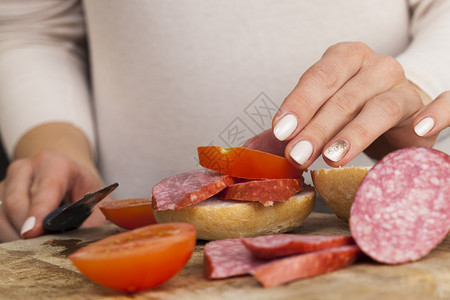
43,182,119,232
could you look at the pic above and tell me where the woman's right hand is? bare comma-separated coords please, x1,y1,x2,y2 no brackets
0,122,112,243
0,151,110,242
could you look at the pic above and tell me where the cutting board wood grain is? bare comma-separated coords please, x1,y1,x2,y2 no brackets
0,213,449,300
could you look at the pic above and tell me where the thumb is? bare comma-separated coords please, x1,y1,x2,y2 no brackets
413,91,450,138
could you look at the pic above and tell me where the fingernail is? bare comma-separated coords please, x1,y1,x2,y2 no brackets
273,114,298,141
290,140,313,165
21,216,36,236
324,140,349,162
414,117,435,137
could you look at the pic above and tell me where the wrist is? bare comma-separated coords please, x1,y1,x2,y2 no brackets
14,122,97,174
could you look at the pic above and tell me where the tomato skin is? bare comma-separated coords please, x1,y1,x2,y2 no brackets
198,146,302,179
69,223,196,292
99,198,156,230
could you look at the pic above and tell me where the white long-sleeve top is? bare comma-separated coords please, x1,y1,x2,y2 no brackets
0,0,449,199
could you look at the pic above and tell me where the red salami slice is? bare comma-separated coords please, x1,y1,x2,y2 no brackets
252,245,361,288
204,238,267,279
241,234,355,259
152,169,234,211
350,147,450,264
219,178,303,206
242,129,287,157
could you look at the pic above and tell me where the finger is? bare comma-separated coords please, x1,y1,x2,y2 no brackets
413,91,450,137
0,206,21,241
2,159,34,232
0,182,21,242
285,55,405,167
21,153,72,238
322,84,423,166
273,42,370,141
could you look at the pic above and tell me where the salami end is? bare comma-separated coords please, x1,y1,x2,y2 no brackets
350,147,450,264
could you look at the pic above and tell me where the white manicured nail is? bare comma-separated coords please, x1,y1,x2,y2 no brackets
290,140,313,165
414,117,435,137
324,140,349,162
21,216,36,236
273,114,298,141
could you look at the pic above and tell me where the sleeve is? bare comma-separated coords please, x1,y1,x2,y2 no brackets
0,0,96,159
396,0,450,99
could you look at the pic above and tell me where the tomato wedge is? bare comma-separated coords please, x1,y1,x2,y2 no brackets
69,223,196,292
99,198,156,230
197,146,302,179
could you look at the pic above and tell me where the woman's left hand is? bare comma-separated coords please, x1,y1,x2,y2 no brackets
271,42,446,168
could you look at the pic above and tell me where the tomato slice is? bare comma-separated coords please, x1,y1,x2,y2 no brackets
99,198,156,230
197,146,302,179
69,223,196,292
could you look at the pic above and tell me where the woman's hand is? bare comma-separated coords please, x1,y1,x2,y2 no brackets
0,151,110,242
272,42,447,168
0,122,111,243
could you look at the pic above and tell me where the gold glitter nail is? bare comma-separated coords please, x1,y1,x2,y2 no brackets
324,140,349,162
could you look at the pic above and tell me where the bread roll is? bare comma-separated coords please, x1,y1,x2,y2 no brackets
153,186,316,240
311,167,370,222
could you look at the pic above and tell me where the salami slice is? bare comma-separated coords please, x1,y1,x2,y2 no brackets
241,234,355,259
242,129,287,157
350,147,450,264
152,169,234,211
252,245,361,288
204,238,267,279
219,178,303,206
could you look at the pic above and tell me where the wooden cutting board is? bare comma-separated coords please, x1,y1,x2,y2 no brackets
0,213,449,300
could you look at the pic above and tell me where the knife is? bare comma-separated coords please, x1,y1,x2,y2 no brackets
43,183,119,232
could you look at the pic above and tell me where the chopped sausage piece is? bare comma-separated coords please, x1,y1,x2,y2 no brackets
152,169,234,210
252,245,361,288
219,178,303,206
241,234,355,259
350,147,450,264
204,238,266,279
